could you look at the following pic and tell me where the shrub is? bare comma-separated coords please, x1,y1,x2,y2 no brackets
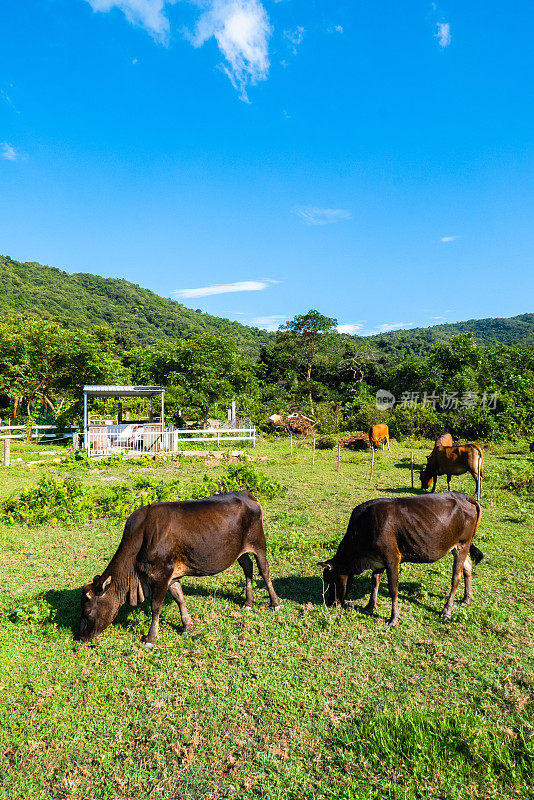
316,436,337,450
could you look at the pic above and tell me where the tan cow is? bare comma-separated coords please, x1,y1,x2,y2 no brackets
421,444,483,499
369,423,390,451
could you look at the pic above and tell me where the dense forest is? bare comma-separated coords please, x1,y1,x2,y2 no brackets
0,255,533,440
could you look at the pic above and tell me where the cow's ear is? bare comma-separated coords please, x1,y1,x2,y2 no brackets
101,575,112,592
84,588,94,600
317,561,332,570
92,574,101,585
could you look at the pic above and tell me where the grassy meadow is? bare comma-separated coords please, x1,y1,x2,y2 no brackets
0,435,533,800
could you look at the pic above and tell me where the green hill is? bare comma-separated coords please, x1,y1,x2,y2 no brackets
1,254,532,357
0,254,270,356
361,314,534,356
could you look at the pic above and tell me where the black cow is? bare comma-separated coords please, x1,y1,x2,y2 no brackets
319,492,483,626
78,491,280,646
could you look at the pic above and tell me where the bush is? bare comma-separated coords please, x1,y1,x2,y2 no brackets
315,402,342,434
0,463,284,527
316,436,337,450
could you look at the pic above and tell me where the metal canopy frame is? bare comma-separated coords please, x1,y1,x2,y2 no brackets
83,385,165,446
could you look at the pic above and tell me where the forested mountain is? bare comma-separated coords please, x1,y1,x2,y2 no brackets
1,254,532,356
0,254,270,356
363,314,534,357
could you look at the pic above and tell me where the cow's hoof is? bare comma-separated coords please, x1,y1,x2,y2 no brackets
362,605,375,615
243,605,253,612
272,604,281,611
458,598,472,607
142,640,154,649
180,629,191,638
386,617,399,627
439,611,451,621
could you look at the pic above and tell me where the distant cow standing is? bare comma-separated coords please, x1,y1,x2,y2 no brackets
78,491,281,647
421,444,483,499
319,492,483,626
369,423,390,451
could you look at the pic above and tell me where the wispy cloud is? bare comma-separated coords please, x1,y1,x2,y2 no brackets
337,323,364,335
86,0,175,43
175,279,276,298
250,314,287,331
327,24,343,34
293,206,352,226
1,142,21,161
284,26,305,55
86,0,272,101
436,21,451,47
188,0,272,101
440,235,459,242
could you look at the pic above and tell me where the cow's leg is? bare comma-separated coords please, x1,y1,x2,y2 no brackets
387,436,390,452
459,554,473,606
447,474,452,491
253,550,281,610
431,475,437,493
385,560,401,627
363,569,384,614
143,581,169,647
168,579,193,635
238,553,254,610
441,543,470,620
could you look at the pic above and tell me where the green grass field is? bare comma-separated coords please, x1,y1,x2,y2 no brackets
0,436,533,800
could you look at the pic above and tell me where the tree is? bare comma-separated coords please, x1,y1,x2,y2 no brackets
130,334,259,425
0,313,128,423
277,310,338,413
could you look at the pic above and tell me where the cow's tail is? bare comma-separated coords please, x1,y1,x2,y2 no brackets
467,498,484,564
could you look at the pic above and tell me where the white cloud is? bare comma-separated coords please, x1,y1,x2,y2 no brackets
293,206,352,226
250,314,286,331
284,25,305,55
1,142,20,161
440,235,459,242
85,0,175,43
189,0,272,102
337,323,364,335
436,21,451,47
175,279,274,298
327,24,343,34
375,322,412,333
86,0,272,100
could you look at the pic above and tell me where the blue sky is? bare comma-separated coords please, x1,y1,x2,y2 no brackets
1,1,533,334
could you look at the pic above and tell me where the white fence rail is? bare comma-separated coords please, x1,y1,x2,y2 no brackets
0,424,78,441
85,426,255,456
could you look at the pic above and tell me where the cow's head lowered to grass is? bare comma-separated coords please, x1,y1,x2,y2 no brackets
77,575,117,642
318,560,351,607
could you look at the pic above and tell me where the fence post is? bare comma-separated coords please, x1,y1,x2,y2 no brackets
253,428,256,448
312,436,316,465
73,432,79,451
3,438,10,467
370,448,375,480
410,451,414,488
290,433,293,455
337,442,340,471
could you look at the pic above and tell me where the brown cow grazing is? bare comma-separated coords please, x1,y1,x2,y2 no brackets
420,444,483,499
78,491,280,647
369,423,390,451
434,432,453,449
319,492,483,626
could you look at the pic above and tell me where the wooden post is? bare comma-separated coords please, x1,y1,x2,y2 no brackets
3,438,10,467
410,450,414,489
312,436,316,465
370,448,374,480
337,442,341,471
290,433,293,455
73,432,79,451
